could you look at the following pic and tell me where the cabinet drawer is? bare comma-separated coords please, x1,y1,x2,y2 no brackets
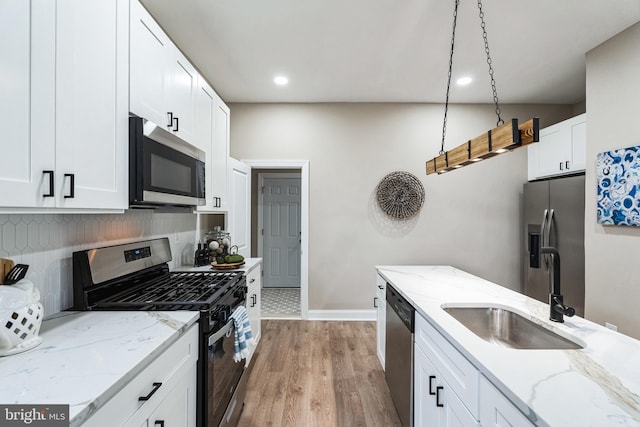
480,375,534,427
83,324,198,426
415,313,480,419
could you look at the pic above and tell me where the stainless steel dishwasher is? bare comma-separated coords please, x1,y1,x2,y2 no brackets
385,284,415,427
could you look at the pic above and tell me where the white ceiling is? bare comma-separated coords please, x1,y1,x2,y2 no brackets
140,0,640,104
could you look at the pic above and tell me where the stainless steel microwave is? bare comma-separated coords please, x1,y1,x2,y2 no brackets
129,116,205,208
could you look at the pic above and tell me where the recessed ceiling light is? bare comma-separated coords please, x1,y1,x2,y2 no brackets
274,76,289,86
456,76,472,86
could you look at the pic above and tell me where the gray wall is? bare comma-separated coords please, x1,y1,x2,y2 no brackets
585,21,640,339
230,103,573,311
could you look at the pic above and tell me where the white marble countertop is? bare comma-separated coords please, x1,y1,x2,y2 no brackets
376,265,640,427
0,310,199,426
175,257,262,274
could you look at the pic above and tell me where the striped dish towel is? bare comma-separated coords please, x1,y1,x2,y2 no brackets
230,305,256,362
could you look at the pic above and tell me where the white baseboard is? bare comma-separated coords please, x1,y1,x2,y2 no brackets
306,309,376,321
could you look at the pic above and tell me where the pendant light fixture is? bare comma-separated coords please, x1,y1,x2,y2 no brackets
426,0,539,175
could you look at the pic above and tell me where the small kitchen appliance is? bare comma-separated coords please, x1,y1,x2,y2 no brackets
72,238,248,426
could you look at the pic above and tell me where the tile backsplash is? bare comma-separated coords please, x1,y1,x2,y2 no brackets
0,210,197,317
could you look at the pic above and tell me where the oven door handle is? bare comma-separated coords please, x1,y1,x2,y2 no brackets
208,319,235,347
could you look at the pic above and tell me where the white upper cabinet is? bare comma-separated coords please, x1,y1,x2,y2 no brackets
0,0,55,208
528,113,586,181
55,0,129,209
130,0,196,145
228,157,251,257
0,0,128,211
129,0,168,128
196,75,230,212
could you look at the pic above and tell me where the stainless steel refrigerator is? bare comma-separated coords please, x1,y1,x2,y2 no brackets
523,174,585,317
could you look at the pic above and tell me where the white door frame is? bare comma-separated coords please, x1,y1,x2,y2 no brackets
241,159,309,320
258,172,301,288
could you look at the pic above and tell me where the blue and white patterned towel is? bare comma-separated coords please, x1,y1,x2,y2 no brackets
229,305,256,362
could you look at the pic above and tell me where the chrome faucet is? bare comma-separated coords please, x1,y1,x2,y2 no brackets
540,246,575,323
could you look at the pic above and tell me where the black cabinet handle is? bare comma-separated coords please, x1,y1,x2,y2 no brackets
436,386,444,407
43,170,54,197
173,116,179,132
138,382,162,401
167,112,173,127
250,278,256,283
565,160,570,169
428,375,436,395
378,285,384,290
559,162,563,170
154,421,165,426
64,173,75,198
374,297,378,308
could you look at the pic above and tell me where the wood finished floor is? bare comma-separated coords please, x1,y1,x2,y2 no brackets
238,320,402,427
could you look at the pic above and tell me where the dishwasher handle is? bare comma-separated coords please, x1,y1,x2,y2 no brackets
386,286,415,332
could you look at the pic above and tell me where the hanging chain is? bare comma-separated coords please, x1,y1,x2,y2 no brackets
477,0,503,127
440,0,460,155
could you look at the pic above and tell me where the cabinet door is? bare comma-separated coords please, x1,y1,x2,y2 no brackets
211,98,230,208
415,345,480,427
194,77,214,153
130,0,170,128
570,119,586,172
146,363,197,427
415,345,442,426
246,265,262,350
533,124,572,178
55,0,128,209
0,0,55,208
375,275,386,369
165,49,197,144
228,158,251,257
479,376,533,427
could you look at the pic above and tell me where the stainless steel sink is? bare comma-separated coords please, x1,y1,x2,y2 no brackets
442,306,584,350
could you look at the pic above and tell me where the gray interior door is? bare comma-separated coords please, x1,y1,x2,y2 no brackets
263,177,301,288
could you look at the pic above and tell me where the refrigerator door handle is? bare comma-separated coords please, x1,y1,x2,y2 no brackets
541,209,549,270
548,209,555,247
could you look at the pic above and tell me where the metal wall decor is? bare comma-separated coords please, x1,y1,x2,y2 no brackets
376,171,425,219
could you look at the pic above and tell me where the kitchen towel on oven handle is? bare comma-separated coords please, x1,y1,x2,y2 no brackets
230,305,255,362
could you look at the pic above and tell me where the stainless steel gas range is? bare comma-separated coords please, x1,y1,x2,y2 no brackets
72,238,248,427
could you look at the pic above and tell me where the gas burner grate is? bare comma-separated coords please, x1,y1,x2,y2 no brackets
96,271,243,310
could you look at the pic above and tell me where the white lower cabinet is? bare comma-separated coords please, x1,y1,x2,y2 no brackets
141,363,197,427
414,313,479,426
414,313,530,427
415,345,478,427
245,263,262,366
375,274,386,369
83,324,198,427
479,376,534,427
